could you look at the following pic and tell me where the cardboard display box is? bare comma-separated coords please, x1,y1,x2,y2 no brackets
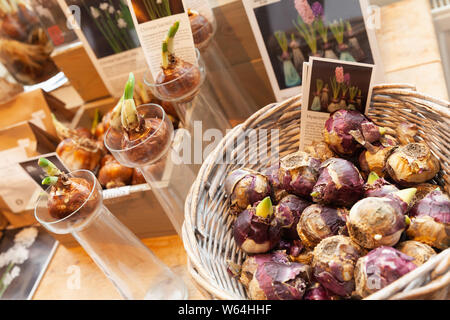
51,42,110,103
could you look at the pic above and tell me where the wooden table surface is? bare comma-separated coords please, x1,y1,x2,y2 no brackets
33,235,205,300
32,0,448,300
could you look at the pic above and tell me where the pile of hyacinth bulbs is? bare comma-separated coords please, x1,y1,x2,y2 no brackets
225,109,449,300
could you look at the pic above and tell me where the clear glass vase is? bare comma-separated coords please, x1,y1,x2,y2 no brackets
104,104,197,237
34,169,188,300
189,7,257,122
0,0,62,88
144,49,231,133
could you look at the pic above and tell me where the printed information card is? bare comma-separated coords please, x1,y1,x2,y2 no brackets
299,56,375,151
126,0,199,82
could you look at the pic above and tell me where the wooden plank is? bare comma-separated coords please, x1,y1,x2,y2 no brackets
212,0,262,66
51,43,110,103
376,0,443,73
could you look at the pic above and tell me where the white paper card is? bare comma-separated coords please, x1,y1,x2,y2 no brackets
126,0,198,82
299,57,375,151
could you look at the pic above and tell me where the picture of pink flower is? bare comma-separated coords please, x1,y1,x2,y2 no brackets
295,0,315,25
335,66,344,83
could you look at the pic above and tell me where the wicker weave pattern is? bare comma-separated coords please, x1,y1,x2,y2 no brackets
183,84,450,300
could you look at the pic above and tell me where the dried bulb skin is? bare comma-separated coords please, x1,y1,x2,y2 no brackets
386,143,440,185
297,204,347,249
304,283,336,300
56,138,102,172
240,251,289,288
289,249,314,265
276,239,304,257
264,164,288,203
396,122,418,145
323,110,383,156
274,195,310,240
311,158,364,207
395,241,436,266
225,168,272,214
304,141,336,162
347,197,407,249
278,152,321,200
363,175,399,198
412,183,441,204
131,168,146,185
312,235,362,297
407,189,450,249
359,145,394,177
407,216,449,250
98,155,133,189
248,261,312,300
409,189,450,224
233,205,280,254
47,177,94,220
354,246,416,298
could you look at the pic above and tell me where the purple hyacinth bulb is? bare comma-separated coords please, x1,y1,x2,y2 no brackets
239,251,290,288
312,236,362,297
297,204,348,248
311,158,364,207
264,163,288,202
274,194,311,240
225,168,272,214
347,188,416,249
355,246,416,298
323,110,384,156
304,282,332,300
249,261,312,300
363,172,399,198
233,199,281,254
407,189,450,249
279,151,321,200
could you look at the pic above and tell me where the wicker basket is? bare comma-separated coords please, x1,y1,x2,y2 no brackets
183,84,450,300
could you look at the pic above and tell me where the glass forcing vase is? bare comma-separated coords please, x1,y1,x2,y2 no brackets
189,5,257,122
105,104,196,237
35,169,188,300
144,49,231,134
0,0,61,87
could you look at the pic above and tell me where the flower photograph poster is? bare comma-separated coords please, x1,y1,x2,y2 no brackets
242,0,383,101
64,0,140,58
56,0,149,96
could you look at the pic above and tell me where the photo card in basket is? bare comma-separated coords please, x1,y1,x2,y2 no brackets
300,56,375,151
242,0,384,102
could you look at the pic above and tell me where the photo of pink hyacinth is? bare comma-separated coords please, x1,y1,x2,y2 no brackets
295,0,315,25
335,67,344,83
